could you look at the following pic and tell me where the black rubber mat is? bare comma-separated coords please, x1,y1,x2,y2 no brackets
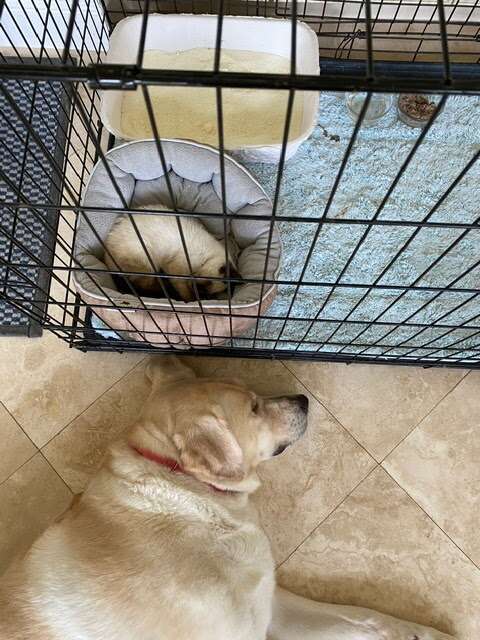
0,65,71,336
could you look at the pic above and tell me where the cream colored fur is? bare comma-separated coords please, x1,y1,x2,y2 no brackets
104,205,231,301
0,357,454,640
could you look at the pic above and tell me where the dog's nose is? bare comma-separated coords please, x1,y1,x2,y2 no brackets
294,394,309,414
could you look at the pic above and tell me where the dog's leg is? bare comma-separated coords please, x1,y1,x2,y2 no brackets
268,588,455,640
146,356,196,390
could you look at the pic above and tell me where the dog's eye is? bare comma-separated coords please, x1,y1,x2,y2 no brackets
219,265,226,275
252,399,260,414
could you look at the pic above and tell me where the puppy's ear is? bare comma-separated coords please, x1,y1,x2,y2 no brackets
146,356,195,389
173,413,244,483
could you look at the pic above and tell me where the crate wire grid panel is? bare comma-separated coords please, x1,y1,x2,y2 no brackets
0,0,479,368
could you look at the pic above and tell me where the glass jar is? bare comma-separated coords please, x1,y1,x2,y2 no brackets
345,92,393,126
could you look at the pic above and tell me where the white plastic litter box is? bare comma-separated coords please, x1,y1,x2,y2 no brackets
100,14,320,163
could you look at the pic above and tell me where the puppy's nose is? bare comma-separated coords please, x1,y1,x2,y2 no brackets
294,394,309,414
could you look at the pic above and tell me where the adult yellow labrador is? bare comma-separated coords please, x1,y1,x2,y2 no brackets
0,358,453,640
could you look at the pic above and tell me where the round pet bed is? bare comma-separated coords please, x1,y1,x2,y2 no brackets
74,139,281,348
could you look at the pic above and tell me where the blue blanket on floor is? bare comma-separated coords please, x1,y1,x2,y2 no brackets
91,93,480,362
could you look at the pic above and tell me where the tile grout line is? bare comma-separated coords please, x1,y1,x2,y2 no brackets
383,467,480,572
38,450,74,496
40,356,148,451
281,361,379,464
277,365,479,572
0,398,40,487
284,362,471,465
0,357,147,487
0,449,38,489
275,463,379,571
379,369,471,465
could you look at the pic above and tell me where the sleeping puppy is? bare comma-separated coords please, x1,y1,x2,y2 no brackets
104,204,239,302
0,357,453,640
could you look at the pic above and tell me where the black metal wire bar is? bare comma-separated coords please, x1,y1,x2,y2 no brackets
352,248,480,360
365,0,375,79
61,322,480,359
0,168,77,266
37,0,53,63
0,219,77,323
251,0,297,347
319,136,480,354
9,286,480,331
396,321,480,363
141,84,211,346
0,0,105,122
0,6,103,145
396,304,480,360
9,257,480,296
0,132,58,214
0,163,145,341
56,0,98,67
271,93,373,349
374,282,480,359
0,92,163,345
136,0,151,69
0,74,91,189
455,2,478,40
0,83,83,206
133,140,214,339
0,209,71,275
436,0,452,83
3,64,480,94
64,78,101,333
1,71,39,304
71,87,176,346
0,238,78,326
4,200,480,230
48,0,104,68
298,95,449,351
430,333,480,363
0,285,74,342
0,31,98,168
214,0,234,347
40,320,480,355
69,0,109,62
68,339,480,368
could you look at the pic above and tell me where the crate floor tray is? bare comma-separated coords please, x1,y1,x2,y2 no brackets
0,61,71,336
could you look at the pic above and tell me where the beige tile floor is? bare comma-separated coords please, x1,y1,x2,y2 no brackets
0,335,479,639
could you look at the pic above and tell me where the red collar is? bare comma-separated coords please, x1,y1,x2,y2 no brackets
130,445,233,494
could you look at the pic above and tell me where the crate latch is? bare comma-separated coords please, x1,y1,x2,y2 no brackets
88,64,138,91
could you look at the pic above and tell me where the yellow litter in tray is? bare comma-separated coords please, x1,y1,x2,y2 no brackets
120,48,304,147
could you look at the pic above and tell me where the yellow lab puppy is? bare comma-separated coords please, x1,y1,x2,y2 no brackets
0,358,453,640
104,206,237,301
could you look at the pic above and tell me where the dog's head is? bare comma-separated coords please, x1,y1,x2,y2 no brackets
131,357,308,493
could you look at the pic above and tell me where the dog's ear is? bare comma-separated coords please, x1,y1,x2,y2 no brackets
173,412,244,483
146,356,195,389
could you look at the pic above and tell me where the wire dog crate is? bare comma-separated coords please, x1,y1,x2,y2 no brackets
1,0,480,367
